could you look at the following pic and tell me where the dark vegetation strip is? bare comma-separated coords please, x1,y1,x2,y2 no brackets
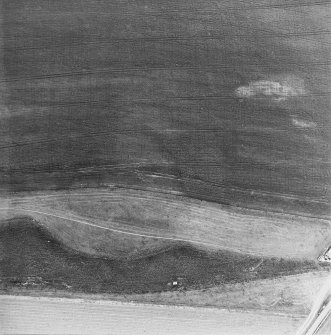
0,217,319,295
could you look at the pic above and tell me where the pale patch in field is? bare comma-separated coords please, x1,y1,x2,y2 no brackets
0,105,10,118
235,76,306,101
292,117,317,129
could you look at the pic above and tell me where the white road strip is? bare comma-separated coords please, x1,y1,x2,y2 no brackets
0,295,304,335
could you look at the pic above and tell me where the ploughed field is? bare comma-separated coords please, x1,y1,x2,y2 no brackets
1,0,330,218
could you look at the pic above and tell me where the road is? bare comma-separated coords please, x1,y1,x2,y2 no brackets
0,295,305,335
296,274,331,335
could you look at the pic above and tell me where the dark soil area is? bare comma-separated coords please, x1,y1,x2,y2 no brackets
0,217,318,295
1,0,330,218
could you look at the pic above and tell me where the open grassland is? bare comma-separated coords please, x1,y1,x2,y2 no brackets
0,188,330,261
127,270,331,315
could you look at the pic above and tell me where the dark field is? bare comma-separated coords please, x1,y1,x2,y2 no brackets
1,0,330,218
0,217,319,295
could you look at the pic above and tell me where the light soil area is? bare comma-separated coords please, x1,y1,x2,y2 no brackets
0,188,330,260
